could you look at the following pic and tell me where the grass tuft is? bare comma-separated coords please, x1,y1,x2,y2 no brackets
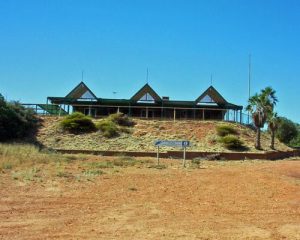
218,135,245,150
108,113,135,127
216,124,238,137
96,120,119,138
60,112,96,134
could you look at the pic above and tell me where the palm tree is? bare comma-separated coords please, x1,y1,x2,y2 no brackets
268,112,278,150
246,87,278,150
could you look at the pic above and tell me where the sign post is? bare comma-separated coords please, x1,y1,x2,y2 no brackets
183,147,186,167
154,140,190,167
157,146,160,165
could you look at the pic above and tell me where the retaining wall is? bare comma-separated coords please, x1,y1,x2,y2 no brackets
54,149,300,160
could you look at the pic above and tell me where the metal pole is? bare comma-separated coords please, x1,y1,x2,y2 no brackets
183,147,186,167
248,54,251,124
157,146,160,165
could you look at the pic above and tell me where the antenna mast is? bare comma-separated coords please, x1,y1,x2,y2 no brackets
146,68,149,84
82,70,84,82
210,74,213,86
248,55,251,100
248,54,251,124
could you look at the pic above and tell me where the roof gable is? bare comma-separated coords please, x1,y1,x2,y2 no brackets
195,86,227,105
66,82,97,99
131,84,161,102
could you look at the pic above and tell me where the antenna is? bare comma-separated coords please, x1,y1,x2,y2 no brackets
81,70,84,82
248,54,251,100
210,74,213,86
248,54,251,124
146,68,149,84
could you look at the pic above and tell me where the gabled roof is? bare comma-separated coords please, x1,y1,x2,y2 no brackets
65,82,97,99
131,83,161,102
195,86,227,104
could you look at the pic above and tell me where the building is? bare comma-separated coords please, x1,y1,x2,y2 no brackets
46,82,244,122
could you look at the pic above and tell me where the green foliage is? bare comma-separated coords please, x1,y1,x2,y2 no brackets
246,86,278,149
218,135,245,150
96,120,118,138
276,117,298,144
289,134,300,147
108,112,135,127
216,125,238,137
0,98,38,141
60,112,96,133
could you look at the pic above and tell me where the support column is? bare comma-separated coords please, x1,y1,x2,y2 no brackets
202,109,205,120
173,108,176,122
128,105,131,117
240,110,242,124
146,107,148,119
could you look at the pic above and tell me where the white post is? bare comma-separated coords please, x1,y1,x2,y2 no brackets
157,146,160,165
183,147,186,167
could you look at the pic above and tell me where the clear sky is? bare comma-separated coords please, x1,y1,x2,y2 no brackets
0,0,299,122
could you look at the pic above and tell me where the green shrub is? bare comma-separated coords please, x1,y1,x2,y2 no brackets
216,124,238,137
108,113,135,127
218,135,245,150
60,112,96,133
0,97,38,141
96,120,118,138
275,117,298,144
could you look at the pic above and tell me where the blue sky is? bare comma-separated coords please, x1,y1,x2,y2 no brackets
0,0,299,122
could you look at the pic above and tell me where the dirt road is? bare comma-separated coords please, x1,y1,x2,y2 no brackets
1,158,299,239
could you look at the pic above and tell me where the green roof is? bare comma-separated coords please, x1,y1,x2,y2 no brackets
48,82,243,110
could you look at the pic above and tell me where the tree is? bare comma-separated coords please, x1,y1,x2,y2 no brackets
267,112,279,149
0,98,38,141
246,87,278,149
276,117,298,144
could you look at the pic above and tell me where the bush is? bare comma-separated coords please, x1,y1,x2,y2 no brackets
289,134,300,147
60,112,96,133
276,117,298,144
96,120,118,138
108,113,135,127
216,124,238,137
218,135,245,150
0,97,38,141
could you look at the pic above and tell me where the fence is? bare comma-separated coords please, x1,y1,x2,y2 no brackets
22,103,252,125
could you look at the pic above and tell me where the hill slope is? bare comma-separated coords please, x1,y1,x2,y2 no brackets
37,117,291,153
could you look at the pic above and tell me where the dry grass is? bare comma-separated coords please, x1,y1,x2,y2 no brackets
37,117,291,153
0,144,157,182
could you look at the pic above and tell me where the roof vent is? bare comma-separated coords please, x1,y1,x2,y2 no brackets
162,96,169,101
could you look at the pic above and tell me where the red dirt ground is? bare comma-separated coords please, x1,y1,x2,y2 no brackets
0,158,299,239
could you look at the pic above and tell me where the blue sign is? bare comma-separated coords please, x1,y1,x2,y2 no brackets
154,140,190,147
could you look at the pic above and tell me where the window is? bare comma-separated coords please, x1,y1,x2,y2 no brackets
137,93,155,103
